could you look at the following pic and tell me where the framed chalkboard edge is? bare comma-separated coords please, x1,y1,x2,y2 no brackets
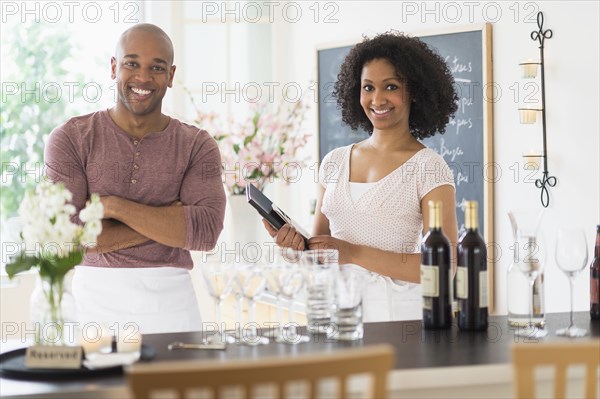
482,23,495,313
315,23,496,311
315,37,363,166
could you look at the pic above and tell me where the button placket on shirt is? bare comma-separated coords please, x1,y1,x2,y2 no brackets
131,138,141,185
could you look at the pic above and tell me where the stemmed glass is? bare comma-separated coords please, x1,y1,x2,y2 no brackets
555,228,589,337
201,259,235,344
277,252,310,344
229,270,245,342
515,235,548,338
262,262,285,340
234,263,269,346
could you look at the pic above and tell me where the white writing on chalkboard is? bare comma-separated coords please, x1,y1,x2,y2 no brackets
454,171,470,187
435,138,464,162
449,79,475,135
457,96,474,114
446,55,473,74
448,117,473,135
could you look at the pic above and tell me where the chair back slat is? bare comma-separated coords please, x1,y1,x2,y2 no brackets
512,341,600,399
127,344,395,399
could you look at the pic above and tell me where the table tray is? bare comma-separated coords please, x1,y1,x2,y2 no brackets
0,345,155,381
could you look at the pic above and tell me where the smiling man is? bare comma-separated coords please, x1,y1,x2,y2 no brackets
44,24,226,334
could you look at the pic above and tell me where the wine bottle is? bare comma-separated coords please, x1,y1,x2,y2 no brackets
591,224,600,320
456,201,488,331
421,200,452,329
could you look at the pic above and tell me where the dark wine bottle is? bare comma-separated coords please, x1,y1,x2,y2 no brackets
591,225,600,320
421,200,452,329
456,201,488,331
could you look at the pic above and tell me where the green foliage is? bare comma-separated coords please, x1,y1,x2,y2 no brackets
0,22,85,220
6,250,83,284
4,254,38,278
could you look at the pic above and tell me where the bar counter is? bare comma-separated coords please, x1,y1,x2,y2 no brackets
1,312,599,398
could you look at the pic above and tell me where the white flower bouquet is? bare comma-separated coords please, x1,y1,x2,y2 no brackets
6,181,103,279
5,181,103,344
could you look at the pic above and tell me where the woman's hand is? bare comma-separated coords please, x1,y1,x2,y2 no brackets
262,219,306,251
308,235,352,264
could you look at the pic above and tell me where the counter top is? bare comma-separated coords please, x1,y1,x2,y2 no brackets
2,312,598,398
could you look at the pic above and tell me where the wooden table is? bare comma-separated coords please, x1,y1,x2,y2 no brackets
1,312,598,398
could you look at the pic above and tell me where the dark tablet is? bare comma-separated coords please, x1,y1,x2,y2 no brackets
246,183,311,240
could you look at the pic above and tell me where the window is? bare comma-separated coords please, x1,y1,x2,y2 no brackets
175,1,273,123
0,1,142,269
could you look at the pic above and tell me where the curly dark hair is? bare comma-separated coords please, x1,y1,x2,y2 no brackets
333,31,458,139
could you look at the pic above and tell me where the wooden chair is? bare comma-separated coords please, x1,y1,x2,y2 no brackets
512,341,600,399
126,344,395,399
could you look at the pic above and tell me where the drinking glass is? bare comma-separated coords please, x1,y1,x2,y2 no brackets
235,263,269,346
555,228,589,337
277,250,310,344
300,249,338,335
515,235,548,338
332,264,366,341
201,259,235,343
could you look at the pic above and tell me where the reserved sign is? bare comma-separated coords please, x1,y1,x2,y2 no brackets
25,345,82,369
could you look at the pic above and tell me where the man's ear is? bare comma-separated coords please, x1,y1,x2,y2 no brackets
167,65,176,88
110,57,117,80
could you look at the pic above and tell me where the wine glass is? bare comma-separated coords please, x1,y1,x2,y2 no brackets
277,252,310,344
262,262,285,340
515,235,548,338
555,228,589,337
201,259,235,344
234,263,269,346
229,268,245,343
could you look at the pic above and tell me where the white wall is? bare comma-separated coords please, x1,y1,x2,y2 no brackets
145,1,599,316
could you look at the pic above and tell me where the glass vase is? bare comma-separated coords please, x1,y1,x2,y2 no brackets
29,275,77,346
507,209,546,328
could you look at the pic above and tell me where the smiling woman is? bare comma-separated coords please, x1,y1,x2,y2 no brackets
359,59,412,135
266,32,459,323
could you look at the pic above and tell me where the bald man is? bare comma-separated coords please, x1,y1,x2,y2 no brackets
44,24,226,334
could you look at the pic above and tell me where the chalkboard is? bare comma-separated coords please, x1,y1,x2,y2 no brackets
317,25,494,308
317,25,493,237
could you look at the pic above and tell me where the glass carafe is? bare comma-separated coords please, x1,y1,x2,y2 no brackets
507,209,545,327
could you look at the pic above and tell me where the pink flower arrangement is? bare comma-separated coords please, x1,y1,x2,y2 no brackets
195,100,311,195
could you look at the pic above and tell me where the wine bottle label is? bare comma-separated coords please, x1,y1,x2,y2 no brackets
423,297,433,310
421,265,439,297
456,267,468,299
479,270,488,308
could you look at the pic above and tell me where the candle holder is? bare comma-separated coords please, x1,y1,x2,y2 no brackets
519,11,557,208
523,151,543,170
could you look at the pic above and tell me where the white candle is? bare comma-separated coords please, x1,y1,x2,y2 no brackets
521,60,538,78
78,324,112,357
117,329,142,359
523,151,542,170
80,336,102,356
519,109,537,124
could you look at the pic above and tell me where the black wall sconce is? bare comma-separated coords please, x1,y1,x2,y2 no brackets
518,11,557,208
